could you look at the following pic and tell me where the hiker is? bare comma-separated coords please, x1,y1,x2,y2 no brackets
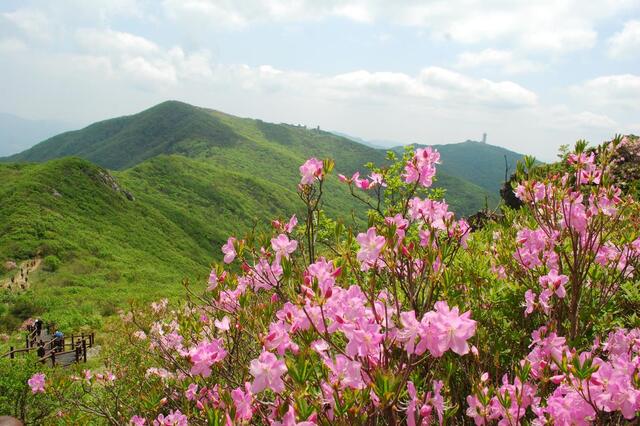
34,318,43,336
53,330,64,352
36,342,46,362
75,339,83,360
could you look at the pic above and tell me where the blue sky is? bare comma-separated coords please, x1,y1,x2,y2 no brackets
1,0,639,160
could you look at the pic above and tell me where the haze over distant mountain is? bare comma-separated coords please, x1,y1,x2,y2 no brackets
0,113,72,157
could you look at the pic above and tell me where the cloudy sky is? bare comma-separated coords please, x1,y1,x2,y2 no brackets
1,0,639,160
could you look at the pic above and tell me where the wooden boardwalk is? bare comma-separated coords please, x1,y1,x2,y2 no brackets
2,324,95,367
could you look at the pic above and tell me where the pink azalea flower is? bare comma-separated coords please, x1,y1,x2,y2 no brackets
356,227,385,271
214,316,230,331
264,321,298,355
284,214,297,233
306,257,337,298
345,322,384,358
404,147,439,187
185,383,198,401
221,237,236,264
326,355,365,390
28,373,46,394
153,410,188,426
249,351,288,394
538,289,552,315
369,172,386,187
272,405,317,426
231,382,253,421
397,310,421,355
207,269,218,291
130,415,146,426
539,270,569,298
271,234,298,263
426,301,477,356
524,290,536,316
188,339,227,377
251,258,283,291
299,158,323,185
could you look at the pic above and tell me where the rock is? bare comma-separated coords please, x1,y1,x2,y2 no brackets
0,416,24,426
52,189,62,197
3,260,17,271
123,190,135,201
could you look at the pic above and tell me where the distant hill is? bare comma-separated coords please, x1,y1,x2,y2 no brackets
0,113,71,157
3,100,497,216
396,140,526,196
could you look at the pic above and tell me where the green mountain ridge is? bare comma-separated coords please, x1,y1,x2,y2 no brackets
2,100,522,216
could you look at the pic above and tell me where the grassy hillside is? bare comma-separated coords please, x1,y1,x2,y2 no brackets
0,156,318,332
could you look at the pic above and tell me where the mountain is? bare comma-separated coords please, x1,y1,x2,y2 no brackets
0,113,71,157
3,101,496,215
4,101,388,173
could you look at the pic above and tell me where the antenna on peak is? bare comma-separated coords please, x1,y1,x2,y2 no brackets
482,133,487,144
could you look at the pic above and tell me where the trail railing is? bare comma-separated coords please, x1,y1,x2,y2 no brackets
2,327,95,367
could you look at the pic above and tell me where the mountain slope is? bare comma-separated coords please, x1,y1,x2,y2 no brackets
0,156,310,331
3,101,389,174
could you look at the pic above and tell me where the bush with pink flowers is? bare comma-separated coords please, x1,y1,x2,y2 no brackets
21,137,640,424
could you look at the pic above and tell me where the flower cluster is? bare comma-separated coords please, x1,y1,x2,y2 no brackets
467,327,640,424
24,139,640,424
404,147,440,187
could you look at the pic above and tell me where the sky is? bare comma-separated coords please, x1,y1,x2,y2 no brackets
1,1,639,160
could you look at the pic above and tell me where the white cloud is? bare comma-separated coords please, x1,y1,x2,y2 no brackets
418,67,538,107
160,0,637,53
2,8,55,42
608,20,640,58
238,65,539,108
76,28,159,55
455,49,543,74
69,29,217,87
572,74,640,108
545,107,618,129
0,37,27,53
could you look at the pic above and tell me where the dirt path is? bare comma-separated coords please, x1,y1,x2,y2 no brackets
1,258,41,292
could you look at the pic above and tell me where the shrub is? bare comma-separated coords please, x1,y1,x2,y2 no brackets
43,255,61,272
22,139,640,424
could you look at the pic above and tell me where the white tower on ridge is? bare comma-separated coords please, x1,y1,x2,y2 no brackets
482,133,487,144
